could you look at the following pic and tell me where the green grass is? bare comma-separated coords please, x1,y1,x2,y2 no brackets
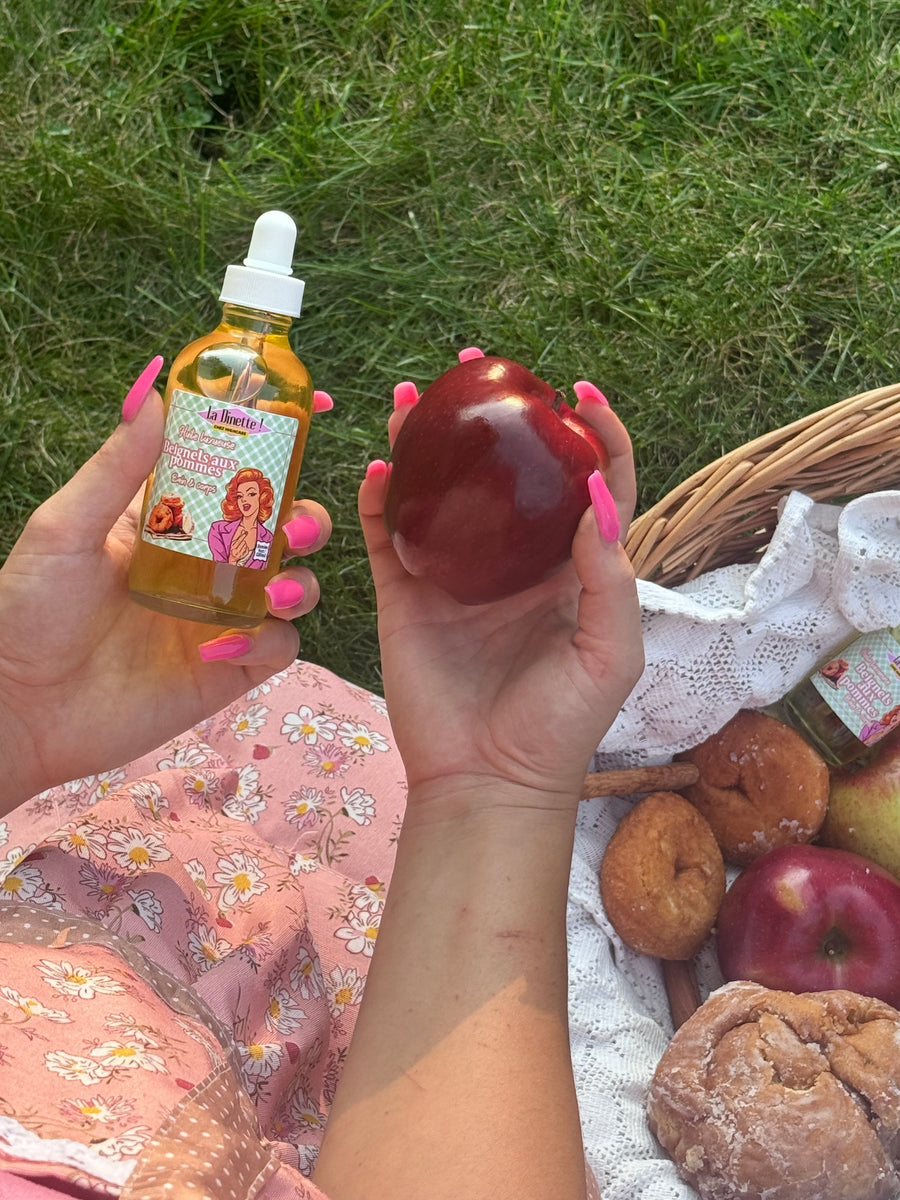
3,0,900,692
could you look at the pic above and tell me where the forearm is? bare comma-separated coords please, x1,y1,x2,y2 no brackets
315,782,588,1200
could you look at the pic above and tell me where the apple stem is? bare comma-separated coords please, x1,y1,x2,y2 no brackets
552,388,567,412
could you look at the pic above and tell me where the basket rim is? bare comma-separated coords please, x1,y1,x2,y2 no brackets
624,380,900,586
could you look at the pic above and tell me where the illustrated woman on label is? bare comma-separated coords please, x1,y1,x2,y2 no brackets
208,467,276,567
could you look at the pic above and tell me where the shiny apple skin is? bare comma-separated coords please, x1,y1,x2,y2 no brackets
383,356,609,605
715,843,900,1007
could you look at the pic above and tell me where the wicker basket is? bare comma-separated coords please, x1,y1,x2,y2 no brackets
624,381,900,586
620,380,900,1027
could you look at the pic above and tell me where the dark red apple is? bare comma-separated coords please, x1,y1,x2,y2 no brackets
715,843,900,1007
383,355,609,605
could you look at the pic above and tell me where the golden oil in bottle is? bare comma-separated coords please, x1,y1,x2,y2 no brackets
129,211,313,627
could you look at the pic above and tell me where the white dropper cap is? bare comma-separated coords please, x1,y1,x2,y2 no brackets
218,210,305,318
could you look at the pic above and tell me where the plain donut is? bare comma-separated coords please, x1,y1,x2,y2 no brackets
599,790,726,960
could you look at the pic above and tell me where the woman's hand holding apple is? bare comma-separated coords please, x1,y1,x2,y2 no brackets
358,350,644,819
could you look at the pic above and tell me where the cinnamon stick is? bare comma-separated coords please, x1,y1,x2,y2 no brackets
582,761,700,799
662,958,702,1029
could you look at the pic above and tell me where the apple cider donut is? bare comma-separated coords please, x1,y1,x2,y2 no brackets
676,709,829,867
647,980,900,1200
599,791,726,960
147,500,175,535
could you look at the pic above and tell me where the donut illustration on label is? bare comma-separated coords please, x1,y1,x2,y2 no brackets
145,493,194,540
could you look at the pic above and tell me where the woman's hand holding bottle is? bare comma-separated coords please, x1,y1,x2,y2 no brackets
0,359,332,813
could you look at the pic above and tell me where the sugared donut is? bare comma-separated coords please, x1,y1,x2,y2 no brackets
647,980,900,1200
599,791,725,960
676,709,829,866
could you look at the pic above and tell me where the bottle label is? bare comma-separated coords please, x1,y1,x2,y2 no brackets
140,389,297,570
810,629,900,746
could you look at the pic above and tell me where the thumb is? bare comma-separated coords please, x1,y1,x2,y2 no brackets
358,459,411,595
38,364,166,551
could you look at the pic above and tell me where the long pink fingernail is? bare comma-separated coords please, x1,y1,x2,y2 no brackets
313,390,334,413
198,634,252,662
458,346,485,362
366,459,389,481
588,471,619,543
122,355,164,422
573,380,609,407
283,515,320,552
265,578,305,610
393,381,419,409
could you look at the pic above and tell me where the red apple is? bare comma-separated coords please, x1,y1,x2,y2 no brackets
715,843,900,1007
383,355,609,605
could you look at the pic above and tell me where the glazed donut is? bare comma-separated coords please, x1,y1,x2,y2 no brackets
599,791,725,960
676,709,829,866
647,980,900,1200
147,501,175,534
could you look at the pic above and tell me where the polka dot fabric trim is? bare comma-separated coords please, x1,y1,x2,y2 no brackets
120,1063,277,1200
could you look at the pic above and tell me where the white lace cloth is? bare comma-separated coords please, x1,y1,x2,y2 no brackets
567,489,900,1198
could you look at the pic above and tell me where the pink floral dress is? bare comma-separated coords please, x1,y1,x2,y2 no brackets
0,660,407,1199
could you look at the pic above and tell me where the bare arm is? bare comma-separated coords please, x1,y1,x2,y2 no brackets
315,381,642,1200
318,793,586,1200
